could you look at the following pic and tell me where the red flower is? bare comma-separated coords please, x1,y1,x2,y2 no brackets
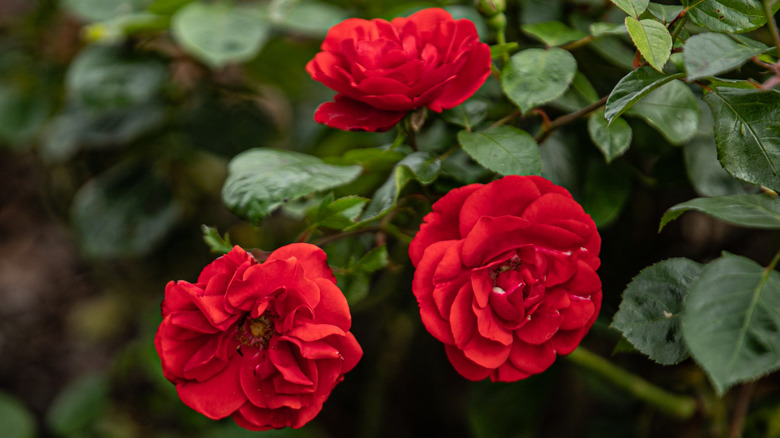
409,175,601,382
155,244,362,430
306,8,492,132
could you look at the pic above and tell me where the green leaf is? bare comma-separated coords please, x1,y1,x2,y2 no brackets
501,48,577,113
82,13,169,43
551,72,599,112
201,225,233,254
0,83,50,145
646,4,684,23
457,126,542,176
581,162,632,227
681,0,780,33
172,2,269,68
65,45,167,109
147,0,195,15
625,17,672,72
354,245,389,273
704,88,780,191
612,258,702,365
46,374,108,435
627,80,700,145
441,99,490,130
588,109,633,162
682,252,780,394
589,22,627,37
684,138,752,197
312,195,368,230
605,67,684,122
62,0,148,22
222,148,363,223
683,33,764,81
610,0,649,17
660,194,780,230
521,21,587,47
0,392,36,438
356,152,441,225
490,42,520,59
71,164,182,259
268,0,350,37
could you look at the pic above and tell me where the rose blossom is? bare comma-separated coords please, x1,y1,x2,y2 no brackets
409,175,601,382
306,8,492,132
155,244,362,430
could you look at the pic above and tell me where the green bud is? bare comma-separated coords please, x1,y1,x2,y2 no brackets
475,0,506,17
485,12,507,31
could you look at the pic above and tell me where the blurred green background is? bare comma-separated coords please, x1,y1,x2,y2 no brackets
2,1,780,437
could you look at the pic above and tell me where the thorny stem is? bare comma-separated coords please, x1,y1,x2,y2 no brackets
535,95,609,143
566,347,697,419
765,0,780,58
728,381,755,438
669,14,689,44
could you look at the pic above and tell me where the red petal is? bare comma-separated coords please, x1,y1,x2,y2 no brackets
458,175,544,237
508,338,557,374
412,241,457,344
311,278,351,331
445,344,492,381
550,292,601,354
559,295,596,330
408,183,481,266
492,361,532,382
266,243,336,283
450,283,477,349
313,95,405,131
428,39,491,111
462,333,511,369
176,357,246,419
514,311,562,345
473,302,513,345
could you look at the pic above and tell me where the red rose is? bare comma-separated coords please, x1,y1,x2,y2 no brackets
306,8,492,132
155,244,362,430
409,175,601,382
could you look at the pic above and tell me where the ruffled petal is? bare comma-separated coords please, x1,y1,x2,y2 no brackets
313,95,405,131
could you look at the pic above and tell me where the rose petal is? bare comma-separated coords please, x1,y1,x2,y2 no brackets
514,311,562,345
509,338,557,374
445,344,493,381
313,95,405,131
458,175,545,237
559,295,596,330
266,243,336,284
176,357,246,419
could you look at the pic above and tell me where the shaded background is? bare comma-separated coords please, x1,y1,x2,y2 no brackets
2,0,780,437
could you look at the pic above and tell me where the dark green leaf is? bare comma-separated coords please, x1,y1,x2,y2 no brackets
625,17,672,72
312,196,368,230
354,245,389,273
612,258,702,365
0,392,36,438
681,0,780,33
581,162,632,227
172,2,269,67
0,83,49,145
202,225,233,255
704,87,780,191
457,126,542,176
646,4,684,23
521,21,587,46
627,80,700,145
71,164,182,258
660,194,780,230
588,109,633,162
66,45,167,109
501,48,577,113
222,149,363,223
356,151,441,225
589,22,627,37
605,67,684,122
610,0,649,17
441,99,490,130
684,138,752,197
682,252,780,394
684,33,764,81
551,71,599,112
46,374,108,435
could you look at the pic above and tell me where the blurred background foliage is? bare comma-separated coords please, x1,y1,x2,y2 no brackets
1,0,780,437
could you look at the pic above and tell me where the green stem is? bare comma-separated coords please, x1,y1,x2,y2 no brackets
566,347,697,419
764,0,780,58
669,14,689,45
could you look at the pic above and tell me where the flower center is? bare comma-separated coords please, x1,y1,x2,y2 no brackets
487,256,544,327
236,313,276,351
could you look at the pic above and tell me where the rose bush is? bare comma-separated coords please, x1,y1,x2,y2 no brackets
155,244,362,430
409,175,601,382
306,7,492,132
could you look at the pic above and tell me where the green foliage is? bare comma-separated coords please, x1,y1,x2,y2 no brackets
704,88,780,192
612,258,702,365
457,126,542,176
202,225,233,254
682,252,780,395
683,33,765,81
660,194,780,230
172,2,269,68
0,392,36,438
681,0,780,33
624,17,672,72
610,0,649,17
520,21,587,47
222,148,363,223
605,67,684,123
46,374,109,435
501,48,577,114
587,109,632,163
627,80,700,145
